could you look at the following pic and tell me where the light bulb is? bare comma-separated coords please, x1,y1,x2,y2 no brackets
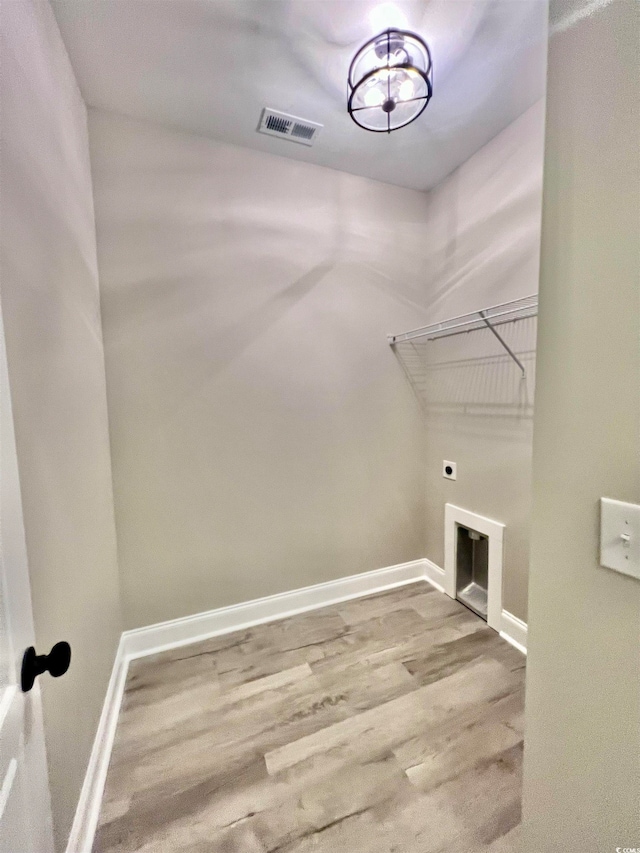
398,77,415,101
363,83,385,107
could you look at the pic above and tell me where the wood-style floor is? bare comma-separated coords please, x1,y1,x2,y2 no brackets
94,582,526,853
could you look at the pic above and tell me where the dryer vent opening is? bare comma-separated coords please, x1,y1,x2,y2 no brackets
455,525,489,620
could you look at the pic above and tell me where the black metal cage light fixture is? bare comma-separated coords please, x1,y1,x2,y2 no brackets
347,29,432,133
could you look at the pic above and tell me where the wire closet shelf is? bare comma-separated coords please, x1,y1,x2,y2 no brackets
387,294,538,377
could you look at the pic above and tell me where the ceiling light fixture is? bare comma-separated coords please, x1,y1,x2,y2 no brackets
347,29,432,133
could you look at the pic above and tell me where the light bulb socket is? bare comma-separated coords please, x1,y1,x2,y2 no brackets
374,32,405,59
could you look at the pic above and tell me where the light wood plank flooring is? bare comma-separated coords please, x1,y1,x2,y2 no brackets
94,582,525,853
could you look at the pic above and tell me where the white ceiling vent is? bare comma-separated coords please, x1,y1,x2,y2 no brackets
258,109,322,147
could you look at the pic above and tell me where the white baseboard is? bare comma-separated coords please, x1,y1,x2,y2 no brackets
69,556,527,851
422,557,446,593
500,609,528,654
121,558,428,660
66,635,128,853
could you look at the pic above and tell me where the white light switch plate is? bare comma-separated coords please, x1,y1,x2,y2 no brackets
600,498,640,580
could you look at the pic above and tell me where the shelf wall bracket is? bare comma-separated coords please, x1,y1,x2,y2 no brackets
478,310,526,377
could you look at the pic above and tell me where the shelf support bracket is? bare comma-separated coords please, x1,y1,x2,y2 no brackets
478,311,526,377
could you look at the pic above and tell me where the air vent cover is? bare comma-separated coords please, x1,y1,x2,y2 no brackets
258,109,322,147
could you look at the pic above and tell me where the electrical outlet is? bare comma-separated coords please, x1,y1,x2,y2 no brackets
443,461,457,480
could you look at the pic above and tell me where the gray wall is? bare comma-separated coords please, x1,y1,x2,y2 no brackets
89,110,430,630
393,100,545,621
0,2,122,848
522,0,640,848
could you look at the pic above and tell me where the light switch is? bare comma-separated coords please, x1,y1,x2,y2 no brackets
600,498,640,580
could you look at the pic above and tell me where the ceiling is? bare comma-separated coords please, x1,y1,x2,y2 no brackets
51,0,548,191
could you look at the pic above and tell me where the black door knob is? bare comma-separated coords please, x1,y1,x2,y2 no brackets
21,642,71,693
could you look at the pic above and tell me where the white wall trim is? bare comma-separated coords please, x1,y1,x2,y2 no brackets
66,635,128,853
444,504,505,633
68,557,527,851
121,559,428,660
422,557,446,593
500,609,528,654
